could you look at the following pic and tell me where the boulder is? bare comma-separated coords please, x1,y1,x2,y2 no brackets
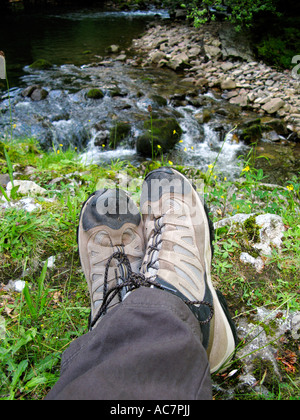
136,118,182,157
109,122,131,149
86,89,104,99
29,59,52,70
219,23,255,62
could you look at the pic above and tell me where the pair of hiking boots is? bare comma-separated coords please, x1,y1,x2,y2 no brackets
78,167,237,373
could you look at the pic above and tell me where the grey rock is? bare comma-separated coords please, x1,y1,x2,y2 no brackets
262,98,285,114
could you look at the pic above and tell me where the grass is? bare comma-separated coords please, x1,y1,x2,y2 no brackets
0,137,299,400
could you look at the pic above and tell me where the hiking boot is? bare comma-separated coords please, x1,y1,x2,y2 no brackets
78,188,145,329
140,167,237,373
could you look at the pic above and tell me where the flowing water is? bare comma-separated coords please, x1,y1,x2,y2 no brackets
0,7,299,181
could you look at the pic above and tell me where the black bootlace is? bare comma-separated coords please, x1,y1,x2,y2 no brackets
89,250,214,330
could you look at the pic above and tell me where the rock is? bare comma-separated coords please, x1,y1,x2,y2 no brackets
167,52,189,71
221,62,235,72
21,84,40,98
86,88,104,99
30,88,48,101
116,54,127,62
6,180,46,198
29,59,52,70
149,94,168,108
261,98,285,114
188,46,201,59
22,85,48,101
195,108,212,123
253,213,284,255
229,95,248,107
219,23,255,62
107,44,120,53
0,174,10,188
1,197,42,213
94,130,110,147
235,308,300,394
195,77,209,88
46,255,56,269
149,51,166,64
240,123,262,144
109,122,131,149
204,45,222,59
240,252,264,273
136,118,182,157
221,78,237,90
4,279,26,293
215,213,285,262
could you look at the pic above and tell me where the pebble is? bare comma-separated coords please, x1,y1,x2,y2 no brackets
131,22,300,139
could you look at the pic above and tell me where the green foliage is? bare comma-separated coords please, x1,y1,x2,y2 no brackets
184,0,223,27
256,26,300,69
23,261,49,322
0,136,299,400
226,0,278,31
0,208,51,260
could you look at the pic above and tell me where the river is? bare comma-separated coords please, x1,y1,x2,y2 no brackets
0,6,299,182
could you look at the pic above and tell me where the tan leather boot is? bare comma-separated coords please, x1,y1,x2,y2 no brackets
78,188,145,329
140,167,237,373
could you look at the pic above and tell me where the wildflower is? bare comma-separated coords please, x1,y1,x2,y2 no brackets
157,145,161,149
148,105,152,113
214,175,217,180
179,140,183,143
59,144,63,147
13,124,17,129
102,144,105,148
208,164,213,169
286,185,294,191
57,150,60,154
184,147,187,152
168,160,173,165
242,165,250,172
75,147,77,150
224,177,227,181
191,146,194,150
173,129,177,135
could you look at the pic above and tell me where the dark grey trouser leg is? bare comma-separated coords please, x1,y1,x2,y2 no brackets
45,287,212,400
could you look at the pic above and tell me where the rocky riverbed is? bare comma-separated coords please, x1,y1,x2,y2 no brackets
130,21,300,140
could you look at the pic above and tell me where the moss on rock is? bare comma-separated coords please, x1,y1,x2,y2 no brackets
86,88,104,99
29,59,52,70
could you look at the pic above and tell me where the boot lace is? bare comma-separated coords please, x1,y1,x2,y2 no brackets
89,250,214,330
